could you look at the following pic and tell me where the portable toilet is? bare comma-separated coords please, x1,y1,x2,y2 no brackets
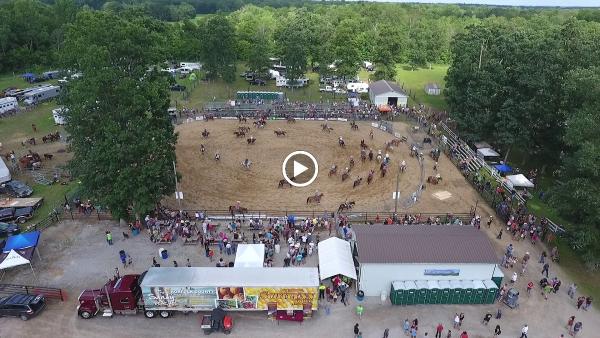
404,281,417,305
461,280,475,304
427,280,440,304
450,280,463,304
472,280,486,304
492,265,504,288
482,280,499,304
391,281,405,305
438,280,451,304
414,280,429,304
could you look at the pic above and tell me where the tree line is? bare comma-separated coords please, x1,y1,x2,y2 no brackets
445,16,600,269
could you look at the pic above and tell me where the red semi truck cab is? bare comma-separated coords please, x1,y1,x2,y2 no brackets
77,274,143,319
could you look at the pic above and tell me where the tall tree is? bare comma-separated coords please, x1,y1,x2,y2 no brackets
61,11,177,219
276,12,308,85
200,15,237,82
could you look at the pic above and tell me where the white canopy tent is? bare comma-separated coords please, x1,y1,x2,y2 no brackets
234,244,265,268
505,174,534,189
0,157,10,183
0,249,36,279
317,237,357,281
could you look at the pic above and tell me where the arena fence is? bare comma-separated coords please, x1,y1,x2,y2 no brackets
185,209,473,225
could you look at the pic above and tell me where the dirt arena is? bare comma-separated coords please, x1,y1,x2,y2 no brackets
168,119,479,214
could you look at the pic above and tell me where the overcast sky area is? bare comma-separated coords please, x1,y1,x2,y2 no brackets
352,0,599,7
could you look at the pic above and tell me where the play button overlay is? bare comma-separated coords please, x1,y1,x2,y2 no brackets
282,151,319,187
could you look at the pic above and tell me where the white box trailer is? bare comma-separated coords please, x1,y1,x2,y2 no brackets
0,97,18,115
52,107,67,125
23,85,60,105
0,157,11,184
347,82,369,93
140,267,319,312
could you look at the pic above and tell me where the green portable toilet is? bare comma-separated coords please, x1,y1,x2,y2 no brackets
415,280,429,304
404,281,417,305
438,280,451,304
472,280,486,304
483,280,499,304
391,281,405,305
427,280,440,304
462,280,475,304
450,280,463,304
492,265,504,288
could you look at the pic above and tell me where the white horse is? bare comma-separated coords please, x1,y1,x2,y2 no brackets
400,160,407,173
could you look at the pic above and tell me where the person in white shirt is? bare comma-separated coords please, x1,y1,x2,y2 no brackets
520,324,528,338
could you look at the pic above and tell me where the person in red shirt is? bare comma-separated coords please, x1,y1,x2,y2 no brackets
460,331,469,338
435,323,444,338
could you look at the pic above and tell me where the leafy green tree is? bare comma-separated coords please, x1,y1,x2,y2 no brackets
200,15,237,82
61,11,177,219
329,19,360,80
276,11,309,86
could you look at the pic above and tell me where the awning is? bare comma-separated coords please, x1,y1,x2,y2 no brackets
494,164,513,173
317,237,357,280
234,244,265,268
3,231,40,253
0,249,30,269
505,174,534,189
477,148,500,157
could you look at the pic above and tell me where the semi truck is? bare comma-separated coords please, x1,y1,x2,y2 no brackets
22,85,60,106
77,267,319,319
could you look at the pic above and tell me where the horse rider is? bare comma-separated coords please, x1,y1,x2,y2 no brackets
384,153,390,164
243,158,251,168
401,160,407,170
200,144,205,154
215,152,220,161
369,129,374,139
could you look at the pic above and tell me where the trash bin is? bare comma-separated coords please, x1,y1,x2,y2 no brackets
160,248,168,260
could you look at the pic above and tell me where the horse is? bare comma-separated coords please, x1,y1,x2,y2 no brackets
238,115,247,123
254,120,266,128
427,175,442,185
384,141,394,152
214,153,221,161
349,158,355,169
43,153,53,160
360,139,368,149
369,130,374,139
338,201,355,213
306,193,324,204
202,129,210,138
321,124,333,133
287,116,295,123
274,130,286,136
423,137,432,145
350,121,358,130
204,114,215,121
367,170,375,184
241,159,252,170
234,131,245,138
338,138,345,148
278,179,293,188
368,150,374,161
400,160,407,173
247,137,256,145
380,164,388,177
328,165,337,177
430,148,440,161
238,126,250,133
341,172,350,182
353,177,363,188
200,144,205,154
391,139,401,147
376,153,383,163
229,205,248,215
360,150,367,162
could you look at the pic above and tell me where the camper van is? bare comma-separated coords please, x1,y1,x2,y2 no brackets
23,85,60,105
276,76,309,88
346,82,369,93
52,108,67,125
0,97,18,115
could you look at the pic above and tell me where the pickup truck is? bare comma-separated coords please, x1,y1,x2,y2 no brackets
0,207,34,224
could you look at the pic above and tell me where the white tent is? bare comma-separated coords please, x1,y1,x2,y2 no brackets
505,174,534,189
0,249,36,279
318,237,357,281
0,157,10,184
234,244,265,268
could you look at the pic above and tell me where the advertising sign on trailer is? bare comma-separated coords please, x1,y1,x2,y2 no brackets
244,287,318,310
142,286,217,310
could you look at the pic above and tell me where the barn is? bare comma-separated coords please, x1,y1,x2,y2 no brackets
352,225,502,304
368,80,408,107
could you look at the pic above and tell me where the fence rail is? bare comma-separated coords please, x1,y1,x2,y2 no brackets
0,283,65,301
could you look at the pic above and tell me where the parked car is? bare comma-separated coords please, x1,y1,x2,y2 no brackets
0,294,46,320
0,180,33,198
169,84,186,92
0,222,19,238
250,78,266,86
0,207,34,224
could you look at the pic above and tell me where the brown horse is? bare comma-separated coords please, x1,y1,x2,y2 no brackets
367,170,374,184
391,139,401,147
202,129,210,138
274,130,286,136
247,137,256,144
427,175,442,184
341,172,350,182
229,205,248,214
287,116,295,123
380,165,388,177
328,165,337,177
234,131,245,138
353,177,363,188
278,179,292,188
338,201,355,213
306,193,324,204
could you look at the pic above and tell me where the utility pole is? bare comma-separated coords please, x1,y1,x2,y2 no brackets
173,161,182,210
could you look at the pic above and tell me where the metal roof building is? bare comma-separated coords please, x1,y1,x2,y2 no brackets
352,225,499,296
368,80,409,107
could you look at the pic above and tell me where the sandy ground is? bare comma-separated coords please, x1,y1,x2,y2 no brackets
167,120,479,214
0,219,598,338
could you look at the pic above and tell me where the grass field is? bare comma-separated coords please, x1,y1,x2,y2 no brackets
394,64,449,111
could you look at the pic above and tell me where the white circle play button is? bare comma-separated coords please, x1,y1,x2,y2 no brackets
282,151,319,187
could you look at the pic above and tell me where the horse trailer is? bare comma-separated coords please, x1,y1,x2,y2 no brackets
23,85,61,105
52,108,67,125
0,97,18,115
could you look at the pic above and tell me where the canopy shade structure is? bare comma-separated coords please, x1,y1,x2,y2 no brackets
477,148,500,157
318,237,357,281
234,244,265,268
3,231,40,253
0,249,36,279
494,164,513,174
505,174,534,189
0,157,10,183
